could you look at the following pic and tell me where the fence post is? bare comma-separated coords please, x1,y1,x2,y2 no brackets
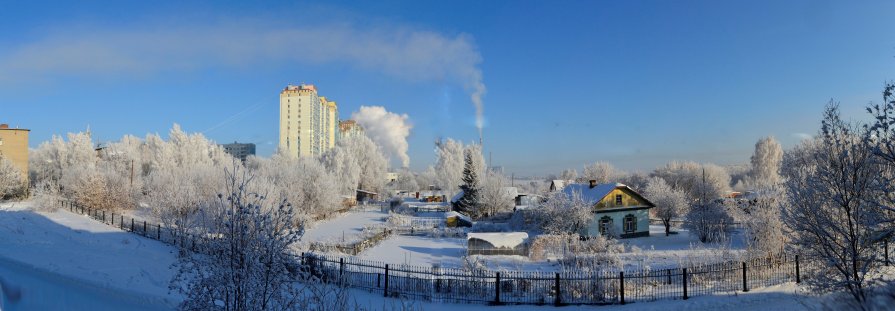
120,216,123,229
494,272,501,305
682,268,688,300
143,221,146,235
886,240,890,266
157,224,161,240
102,211,105,223
619,271,625,305
742,262,748,292
339,258,344,283
795,255,801,283
384,264,389,297
131,218,134,232
666,269,672,285
555,272,561,306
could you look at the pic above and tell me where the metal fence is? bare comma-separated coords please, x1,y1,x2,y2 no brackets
301,252,811,305
58,199,893,306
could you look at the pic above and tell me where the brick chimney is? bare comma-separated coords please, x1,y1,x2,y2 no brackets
0,124,8,129
589,180,597,189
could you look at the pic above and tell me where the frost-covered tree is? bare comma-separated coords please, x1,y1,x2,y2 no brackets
0,157,26,200
171,168,303,311
250,154,340,224
652,161,731,203
618,171,650,192
643,177,688,236
433,138,465,191
782,104,882,305
740,186,786,255
323,135,388,195
748,136,783,188
455,149,482,218
559,169,578,182
392,169,419,192
579,161,619,184
865,82,895,236
478,170,515,217
538,190,593,235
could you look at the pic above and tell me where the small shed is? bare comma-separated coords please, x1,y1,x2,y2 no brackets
356,189,379,203
467,232,529,256
444,211,473,227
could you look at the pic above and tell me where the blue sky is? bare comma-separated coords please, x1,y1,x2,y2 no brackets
2,1,894,175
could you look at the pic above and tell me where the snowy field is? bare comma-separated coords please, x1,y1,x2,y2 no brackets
0,201,179,310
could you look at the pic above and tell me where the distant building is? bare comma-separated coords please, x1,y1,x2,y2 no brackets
385,172,398,182
338,120,364,140
222,142,256,162
279,84,339,158
0,123,30,181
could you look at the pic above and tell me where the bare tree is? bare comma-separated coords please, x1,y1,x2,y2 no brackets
782,104,881,307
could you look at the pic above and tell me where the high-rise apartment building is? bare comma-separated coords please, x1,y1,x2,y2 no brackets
338,120,364,140
279,84,339,157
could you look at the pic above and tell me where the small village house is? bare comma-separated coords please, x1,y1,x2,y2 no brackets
563,181,655,238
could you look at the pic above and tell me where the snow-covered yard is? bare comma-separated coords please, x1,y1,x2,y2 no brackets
300,209,389,245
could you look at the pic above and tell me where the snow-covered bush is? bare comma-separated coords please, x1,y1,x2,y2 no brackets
0,157,26,200
171,168,303,311
433,138,465,192
684,201,734,243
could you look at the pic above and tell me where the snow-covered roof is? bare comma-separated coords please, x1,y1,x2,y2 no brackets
444,211,472,223
450,190,464,203
467,232,528,248
562,182,630,205
551,180,566,189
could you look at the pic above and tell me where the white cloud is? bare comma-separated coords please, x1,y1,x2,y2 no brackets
352,106,412,168
0,20,486,131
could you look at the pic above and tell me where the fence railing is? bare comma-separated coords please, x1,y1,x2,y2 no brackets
57,199,893,306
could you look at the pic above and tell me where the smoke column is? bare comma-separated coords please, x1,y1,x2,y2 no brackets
352,106,413,168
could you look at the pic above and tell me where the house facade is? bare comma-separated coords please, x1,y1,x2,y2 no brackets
563,181,655,238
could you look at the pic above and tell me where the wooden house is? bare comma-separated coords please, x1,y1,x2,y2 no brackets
562,180,655,238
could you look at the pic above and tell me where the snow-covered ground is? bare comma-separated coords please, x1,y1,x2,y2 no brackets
617,225,747,270
0,201,179,310
346,281,821,311
301,209,389,244
0,199,886,310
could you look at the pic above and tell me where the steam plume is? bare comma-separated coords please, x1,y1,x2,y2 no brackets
352,106,412,168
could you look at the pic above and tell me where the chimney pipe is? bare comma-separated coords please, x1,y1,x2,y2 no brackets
589,180,597,189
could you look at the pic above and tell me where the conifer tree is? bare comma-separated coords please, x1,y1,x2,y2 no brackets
456,149,481,217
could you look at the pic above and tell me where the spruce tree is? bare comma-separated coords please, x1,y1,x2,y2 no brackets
456,149,481,217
